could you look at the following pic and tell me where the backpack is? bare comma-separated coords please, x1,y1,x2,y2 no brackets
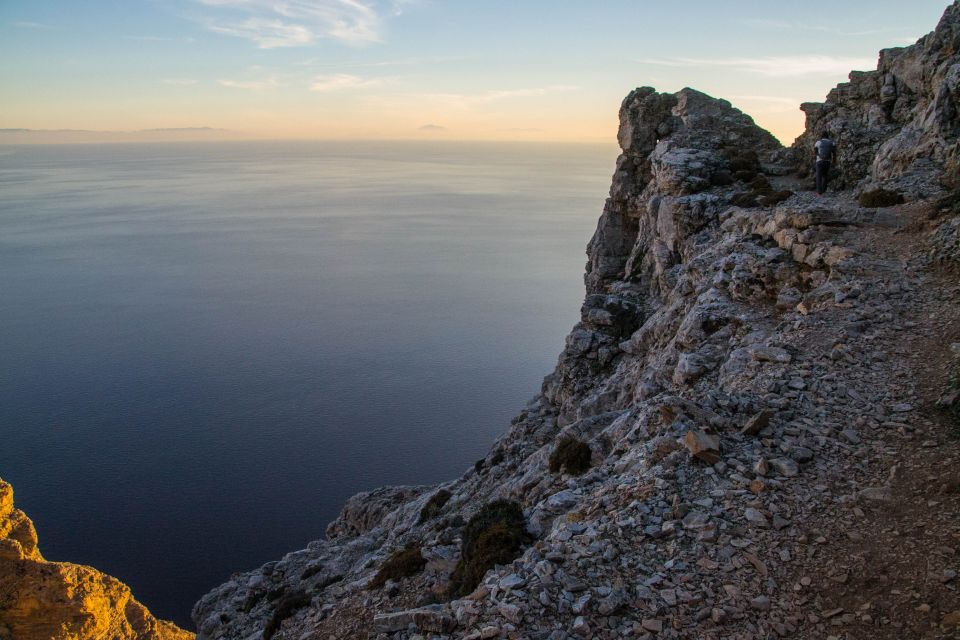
815,138,835,162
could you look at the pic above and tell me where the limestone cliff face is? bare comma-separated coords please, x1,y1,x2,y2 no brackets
794,1,960,195
190,4,960,640
0,479,193,640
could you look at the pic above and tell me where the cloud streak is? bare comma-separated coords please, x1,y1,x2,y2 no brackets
219,77,281,90
191,0,384,48
13,21,58,30
637,55,876,77
425,85,580,108
740,18,907,38
309,73,382,91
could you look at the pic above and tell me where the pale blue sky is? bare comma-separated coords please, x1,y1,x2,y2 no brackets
0,1,951,141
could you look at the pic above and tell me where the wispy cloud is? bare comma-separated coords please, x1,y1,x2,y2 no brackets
426,85,580,108
219,77,281,90
309,73,383,91
418,123,446,131
13,21,58,30
740,18,903,38
123,35,195,42
190,0,384,48
637,55,875,77
296,54,464,68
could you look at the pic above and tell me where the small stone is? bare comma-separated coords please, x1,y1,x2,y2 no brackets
942,610,960,626
858,487,893,503
683,430,721,464
498,603,522,624
770,457,800,477
744,508,770,528
499,574,526,591
751,346,792,363
840,429,861,445
641,618,663,633
750,595,772,611
741,409,776,436
572,616,590,637
754,457,769,476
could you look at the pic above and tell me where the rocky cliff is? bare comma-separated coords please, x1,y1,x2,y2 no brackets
0,479,193,640
191,5,960,640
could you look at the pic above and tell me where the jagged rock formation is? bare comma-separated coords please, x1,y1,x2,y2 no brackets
193,5,960,640
0,479,193,640
794,2,960,196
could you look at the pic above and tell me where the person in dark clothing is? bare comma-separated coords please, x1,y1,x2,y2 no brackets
814,132,836,195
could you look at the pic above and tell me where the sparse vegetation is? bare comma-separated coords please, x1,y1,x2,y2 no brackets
448,500,530,598
730,192,759,208
418,489,452,524
859,188,904,208
369,547,427,589
548,435,593,475
262,589,311,640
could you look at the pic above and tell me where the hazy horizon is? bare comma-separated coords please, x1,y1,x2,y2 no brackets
2,1,952,145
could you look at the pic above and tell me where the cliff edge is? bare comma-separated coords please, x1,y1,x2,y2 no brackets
192,4,960,640
0,479,194,640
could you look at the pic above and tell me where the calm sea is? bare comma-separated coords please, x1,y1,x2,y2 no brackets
0,140,616,627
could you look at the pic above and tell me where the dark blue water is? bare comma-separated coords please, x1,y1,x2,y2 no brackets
0,140,615,627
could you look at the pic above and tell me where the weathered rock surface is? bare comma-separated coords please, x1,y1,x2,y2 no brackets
192,5,960,640
0,479,193,640
794,2,960,198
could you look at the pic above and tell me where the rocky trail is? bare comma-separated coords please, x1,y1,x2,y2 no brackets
749,193,960,639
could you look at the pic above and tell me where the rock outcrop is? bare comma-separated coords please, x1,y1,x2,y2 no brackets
0,479,193,640
794,2,960,197
190,5,960,640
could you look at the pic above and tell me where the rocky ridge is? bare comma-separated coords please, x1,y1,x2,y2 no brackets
190,5,960,640
0,479,194,640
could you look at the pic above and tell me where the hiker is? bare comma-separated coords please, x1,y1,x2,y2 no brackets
814,132,836,195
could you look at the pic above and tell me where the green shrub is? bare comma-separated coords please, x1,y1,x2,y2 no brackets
418,489,452,524
548,435,592,475
369,547,427,589
858,188,904,208
448,500,530,597
733,170,758,182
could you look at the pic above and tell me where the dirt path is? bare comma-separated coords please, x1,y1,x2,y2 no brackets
786,196,960,640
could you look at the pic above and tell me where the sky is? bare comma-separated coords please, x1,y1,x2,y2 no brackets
0,0,952,143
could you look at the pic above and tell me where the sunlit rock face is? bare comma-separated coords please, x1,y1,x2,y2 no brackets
0,479,193,640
